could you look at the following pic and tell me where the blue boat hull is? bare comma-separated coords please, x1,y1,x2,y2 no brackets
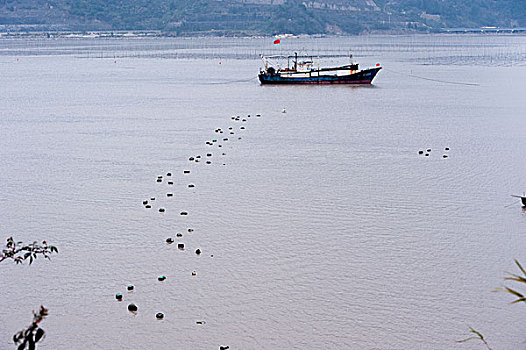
258,67,381,85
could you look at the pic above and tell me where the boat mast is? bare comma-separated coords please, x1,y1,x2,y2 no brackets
294,52,298,70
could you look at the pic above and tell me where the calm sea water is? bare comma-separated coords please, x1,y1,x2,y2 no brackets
1,35,526,349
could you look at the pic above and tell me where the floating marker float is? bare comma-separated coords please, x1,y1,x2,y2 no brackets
127,285,134,291
128,303,138,312
166,238,174,244
158,275,166,281
156,312,164,319
115,293,123,301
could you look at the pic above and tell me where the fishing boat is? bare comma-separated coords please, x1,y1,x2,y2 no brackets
511,194,526,206
258,53,381,85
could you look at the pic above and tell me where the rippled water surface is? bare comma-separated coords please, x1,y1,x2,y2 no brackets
1,35,526,349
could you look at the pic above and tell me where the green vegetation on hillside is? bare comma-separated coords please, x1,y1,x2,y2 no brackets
0,0,524,34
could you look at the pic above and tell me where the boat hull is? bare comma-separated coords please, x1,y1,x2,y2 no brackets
258,67,381,85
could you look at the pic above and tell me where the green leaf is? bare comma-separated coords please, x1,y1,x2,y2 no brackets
515,259,526,276
504,287,524,299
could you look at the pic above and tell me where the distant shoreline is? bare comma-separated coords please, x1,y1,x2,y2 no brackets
1,28,526,39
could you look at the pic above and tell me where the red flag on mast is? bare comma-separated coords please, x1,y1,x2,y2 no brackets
273,38,281,45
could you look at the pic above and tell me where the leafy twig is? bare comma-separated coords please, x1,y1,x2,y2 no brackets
13,306,49,350
0,237,58,265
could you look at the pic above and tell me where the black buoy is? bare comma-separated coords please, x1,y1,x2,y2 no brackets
192,271,196,276
115,293,123,301
188,228,194,232
168,181,173,185
242,119,246,122
219,346,230,350
443,154,448,158
180,211,188,215
206,161,211,164
223,138,228,141
425,153,429,157
128,303,138,312
207,153,212,157
127,285,134,291
195,249,201,255
157,275,166,281
445,147,450,151
156,312,164,319
178,243,185,250
156,179,162,183
189,157,195,161
167,193,173,197
188,184,195,188
166,172,172,176
240,126,245,130
427,148,431,152
150,197,156,201
418,150,423,155
184,170,190,174
145,205,151,209
176,233,182,237
166,238,174,244
143,200,148,205
159,208,165,213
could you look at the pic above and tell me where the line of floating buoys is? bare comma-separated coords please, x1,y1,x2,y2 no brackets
123,112,262,328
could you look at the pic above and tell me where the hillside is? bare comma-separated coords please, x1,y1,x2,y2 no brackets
0,0,525,35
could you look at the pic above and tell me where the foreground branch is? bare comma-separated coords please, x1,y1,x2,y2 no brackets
0,237,58,265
